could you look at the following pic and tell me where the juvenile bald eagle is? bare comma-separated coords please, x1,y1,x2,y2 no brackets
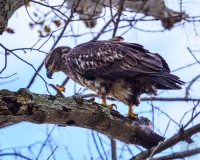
44,36,184,119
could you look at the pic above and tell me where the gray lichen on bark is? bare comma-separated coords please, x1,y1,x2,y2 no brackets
0,88,165,149
0,0,28,34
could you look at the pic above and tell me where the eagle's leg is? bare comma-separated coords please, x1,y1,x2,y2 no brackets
127,103,138,119
101,98,113,109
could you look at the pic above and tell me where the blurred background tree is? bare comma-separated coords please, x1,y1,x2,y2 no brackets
0,0,200,159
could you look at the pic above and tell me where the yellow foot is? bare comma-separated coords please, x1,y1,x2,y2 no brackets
101,103,114,109
101,98,117,110
126,111,138,119
127,104,138,119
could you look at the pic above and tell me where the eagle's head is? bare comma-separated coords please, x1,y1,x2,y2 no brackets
44,46,71,79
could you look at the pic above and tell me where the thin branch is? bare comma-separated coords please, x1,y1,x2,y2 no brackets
82,93,200,102
152,147,200,160
30,0,69,19
96,133,108,160
110,137,117,160
26,0,81,89
47,146,58,160
65,146,74,160
0,73,17,79
154,106,179,127
92,131,104,160
163,120,171,137
0,47,8,74
187,47,200,66
0,153,32,160
141,97,200,102
0,43,50,94
183,102,200,129
112,0,125,37
172,61,199,72
93,12,118,40
185,74,200,99
36,125,56,160
109,0,115,25
0,78,19,85
131,124,200,160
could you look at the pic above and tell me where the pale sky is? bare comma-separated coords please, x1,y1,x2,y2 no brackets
0,0,200,159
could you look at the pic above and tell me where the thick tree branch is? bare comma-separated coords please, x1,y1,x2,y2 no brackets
131,124,200,160
0,88,164,149
0,0,28,34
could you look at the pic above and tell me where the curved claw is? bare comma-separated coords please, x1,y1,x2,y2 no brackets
134,114,138,119
127,104,138,119
127,113,138,119
101,98,117,110
111,104,117,110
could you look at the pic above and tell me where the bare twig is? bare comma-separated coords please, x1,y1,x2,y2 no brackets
92,131,104,160
36,125,56,160
93,12,118,40
82,93,200,102
47,146,58,160
26,0,80,89
152,147,200,160
187,47,200,66
0,73,17,79
172,61,199,72
131,124,200,160
0,153,32,160
0,43,50,94
185,74,200,99
112,0,125,37
0,46,8,74
110,137,117,160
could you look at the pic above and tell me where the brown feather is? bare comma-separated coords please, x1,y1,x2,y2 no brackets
44,37,185,107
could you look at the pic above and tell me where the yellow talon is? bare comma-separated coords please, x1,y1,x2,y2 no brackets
101,98,113,109
127,103,138,119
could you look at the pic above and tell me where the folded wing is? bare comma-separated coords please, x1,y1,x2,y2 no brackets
66,40,184,89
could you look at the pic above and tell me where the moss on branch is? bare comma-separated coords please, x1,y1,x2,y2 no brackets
0,88,164,149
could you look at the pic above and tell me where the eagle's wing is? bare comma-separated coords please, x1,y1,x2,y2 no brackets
66,40,183,89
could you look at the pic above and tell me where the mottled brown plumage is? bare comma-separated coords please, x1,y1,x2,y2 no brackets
44,36,184,119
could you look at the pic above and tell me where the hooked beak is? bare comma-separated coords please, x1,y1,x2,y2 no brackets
46,69,53,79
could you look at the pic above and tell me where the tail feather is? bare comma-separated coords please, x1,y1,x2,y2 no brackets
149,73,185,90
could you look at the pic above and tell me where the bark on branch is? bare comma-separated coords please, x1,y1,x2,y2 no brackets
0,0,28,34
0,88,164,149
